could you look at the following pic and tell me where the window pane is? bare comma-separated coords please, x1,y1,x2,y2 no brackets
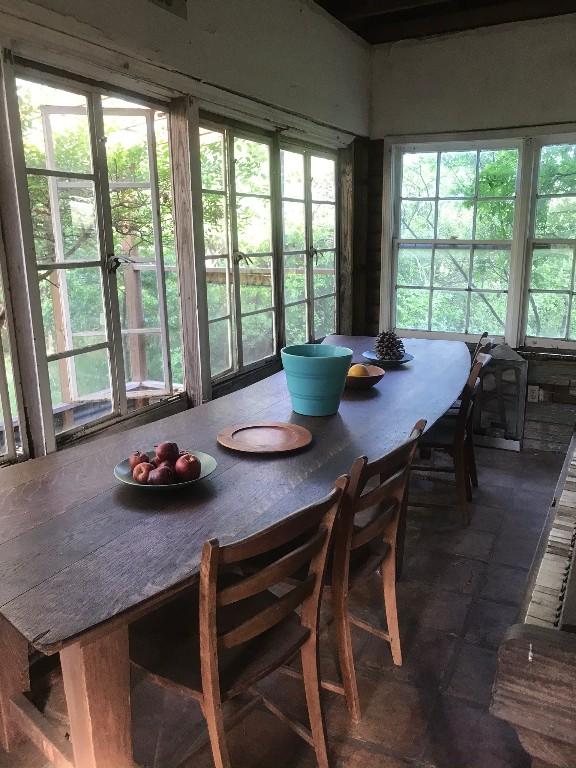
469,292,507,335
40,267,106,355
439,151,476,198
475,200,515,240
437,200,473,239
49,348,112,435
400,200,434,239
102,105,149,182
284,254,306,303
240,256,273,313
396,288,429,330
434,248,469,288
527,293,569,338
242,311,274,364
478,149,518,197
281,149,304,199
311,156,335,202
117,268,161,330
200,129,225,191
203,193,228,256
209,319,232,376
314,251,336,296
285,302,307,346
401,152,437,198
109,188,157,262
236,197,272,253
472,249,510,290
431,290,467,332
16,79,92,174
312,203,335,249
205,258,230,320
0,274,21,458
397,247,432,286
538,145,576,195
313,295,336,340
234,138,270,195
28,177,100,264
530,247,573,291
535,197,576,239
155,111,177,267
283,201,306,251
123,333,165,391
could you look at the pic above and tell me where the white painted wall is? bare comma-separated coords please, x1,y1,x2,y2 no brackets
4,0,370,136
371,14,576,137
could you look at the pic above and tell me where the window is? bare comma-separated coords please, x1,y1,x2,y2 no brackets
394,147,519,337
280,148,337,346
527,143,576,341
13,74,183,441
200,125,276,378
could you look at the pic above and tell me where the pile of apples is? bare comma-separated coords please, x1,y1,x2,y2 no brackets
129,442,201,485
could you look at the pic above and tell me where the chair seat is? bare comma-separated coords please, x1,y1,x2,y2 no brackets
419,418,456,450
130,582,310,702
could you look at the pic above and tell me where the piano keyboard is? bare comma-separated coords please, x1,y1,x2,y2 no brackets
526,455,576,630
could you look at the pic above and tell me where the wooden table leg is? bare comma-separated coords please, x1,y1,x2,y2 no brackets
0,615,29,751
60,626,133,768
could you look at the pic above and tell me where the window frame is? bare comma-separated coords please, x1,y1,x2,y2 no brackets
2,59,189,454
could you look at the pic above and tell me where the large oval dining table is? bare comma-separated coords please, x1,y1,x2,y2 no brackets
0,335,470,768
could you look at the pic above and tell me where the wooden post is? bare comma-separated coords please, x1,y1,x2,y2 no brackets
60,627,133,768
0,615,29,751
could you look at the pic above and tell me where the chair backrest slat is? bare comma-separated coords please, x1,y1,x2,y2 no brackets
351,508,394,550
218,576,315,650
471,331,488,364
217,530,326,607
353,464,408,513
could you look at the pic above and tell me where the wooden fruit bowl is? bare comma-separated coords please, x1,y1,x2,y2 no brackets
345,365,385,390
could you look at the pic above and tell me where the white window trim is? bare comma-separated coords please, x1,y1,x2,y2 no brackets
381,126,576,350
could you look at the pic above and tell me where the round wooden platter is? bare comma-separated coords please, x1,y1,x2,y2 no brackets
217,422,312,454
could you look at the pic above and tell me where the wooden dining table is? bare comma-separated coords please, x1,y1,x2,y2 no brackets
0,335,470,768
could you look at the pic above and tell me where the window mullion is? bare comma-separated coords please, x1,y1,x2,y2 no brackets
270,133,284,352
228,130,243,371
304,151,314,341
507,138,537,347
89,92,127,417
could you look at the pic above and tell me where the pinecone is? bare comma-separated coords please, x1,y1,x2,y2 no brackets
374,330,405,361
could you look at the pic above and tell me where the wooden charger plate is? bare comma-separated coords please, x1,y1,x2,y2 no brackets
217,422,312,454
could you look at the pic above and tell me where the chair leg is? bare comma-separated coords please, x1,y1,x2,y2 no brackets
332,585,361,723
202,695,232,768
395,495,408,581
382,549,402,666
300,638,330,768
467,434,479,489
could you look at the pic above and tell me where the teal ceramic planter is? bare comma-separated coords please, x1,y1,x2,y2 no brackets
281,344,353,416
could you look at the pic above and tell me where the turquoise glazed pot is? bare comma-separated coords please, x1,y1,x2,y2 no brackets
281,344,353,416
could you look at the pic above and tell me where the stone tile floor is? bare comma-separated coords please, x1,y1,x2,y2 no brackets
0,446,564,768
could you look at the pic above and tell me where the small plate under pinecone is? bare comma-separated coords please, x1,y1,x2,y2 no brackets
362,350,414,368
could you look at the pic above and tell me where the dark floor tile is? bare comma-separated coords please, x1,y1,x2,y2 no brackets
358,626,458,689
0,743,50,768
511,490,553,525
425,529,496,561
475,447,524,472
396,583,472,636
467,504,505,533
475,465,518,490
445,644,498,706
481,564,528,606
325,672,433,759
402,550,486,595
466,485,511,510
492,527,542,569
464,599,519,649
424,695,529,768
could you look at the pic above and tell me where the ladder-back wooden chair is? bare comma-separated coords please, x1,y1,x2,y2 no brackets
329,420,426,723
416,359,483,525
129,476,348,768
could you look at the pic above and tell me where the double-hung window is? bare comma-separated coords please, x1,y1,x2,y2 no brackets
394,146,520,337
11,71,183,445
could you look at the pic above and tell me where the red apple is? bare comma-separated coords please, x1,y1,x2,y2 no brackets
128,450,149,471
155,441,179,464
148,466,175,485
174,452,201,481
158,459,175,469
149,456,160,468
132,462,154,484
